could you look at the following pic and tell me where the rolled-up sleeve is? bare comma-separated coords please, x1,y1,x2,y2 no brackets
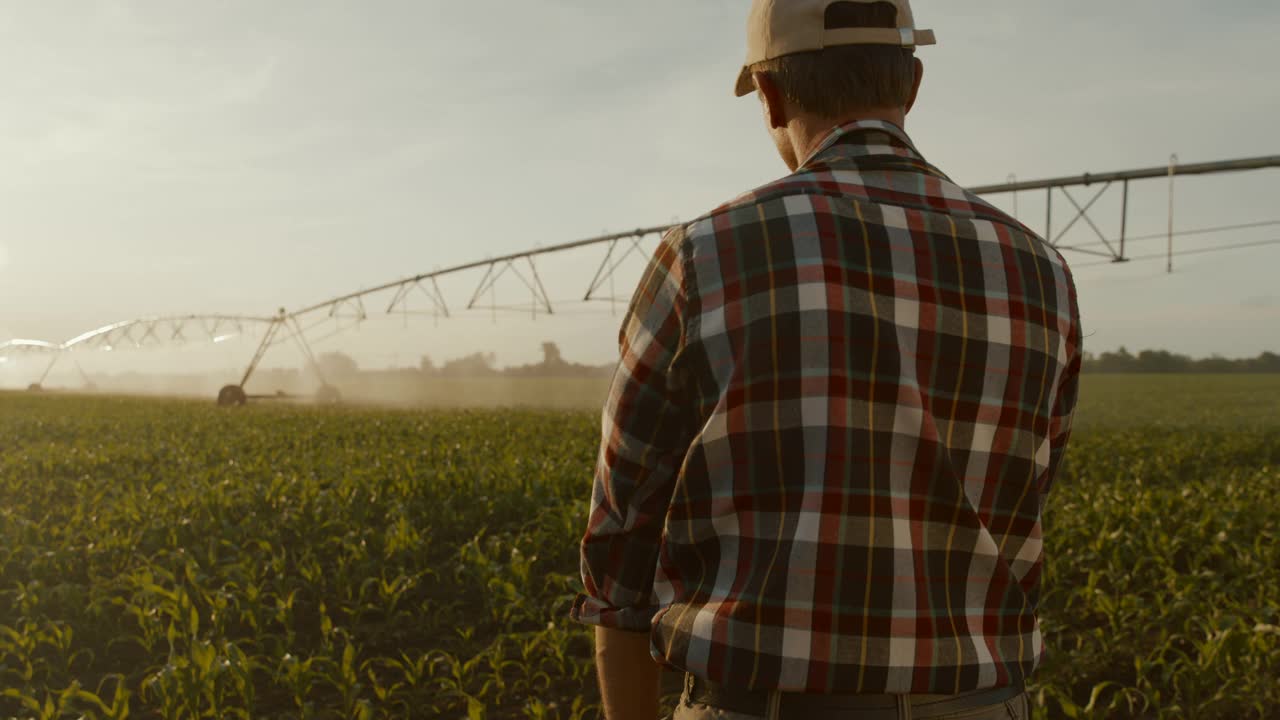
571,227,692,632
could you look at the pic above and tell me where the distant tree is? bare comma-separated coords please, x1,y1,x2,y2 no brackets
440,352,497,377
317,352,358,379
1092,347,1137,373
1197,355,1235,373
1136,349,1192,373
419,355,436,374
541,342,565,367
1255,352,1280,373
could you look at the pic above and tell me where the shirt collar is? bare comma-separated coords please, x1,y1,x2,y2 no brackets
800,119,924,169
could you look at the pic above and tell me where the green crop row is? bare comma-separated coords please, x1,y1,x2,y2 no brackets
0,375,1277,718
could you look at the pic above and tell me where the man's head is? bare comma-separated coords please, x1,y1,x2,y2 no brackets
736,0,933,170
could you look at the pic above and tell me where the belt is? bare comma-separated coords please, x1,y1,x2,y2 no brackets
685,674,1025,720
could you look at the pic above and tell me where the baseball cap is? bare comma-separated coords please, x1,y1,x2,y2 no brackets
735,0,936,97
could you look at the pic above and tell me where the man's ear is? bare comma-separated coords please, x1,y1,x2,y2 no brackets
905,57,924,114
753,71,789,130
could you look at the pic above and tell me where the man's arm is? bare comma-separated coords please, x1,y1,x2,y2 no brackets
569,228,692,720
1042,286,1083,496
595,627,663,720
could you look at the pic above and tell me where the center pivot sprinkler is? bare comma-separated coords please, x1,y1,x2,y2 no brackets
217,309,339,407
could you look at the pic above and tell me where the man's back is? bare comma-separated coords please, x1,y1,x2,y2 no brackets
575,120,1082,695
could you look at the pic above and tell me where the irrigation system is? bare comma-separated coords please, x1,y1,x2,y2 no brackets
4,154,1278,405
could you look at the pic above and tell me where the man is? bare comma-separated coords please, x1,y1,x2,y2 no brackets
572,1,1082,719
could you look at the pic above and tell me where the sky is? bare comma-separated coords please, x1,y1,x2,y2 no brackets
0,0,1278,377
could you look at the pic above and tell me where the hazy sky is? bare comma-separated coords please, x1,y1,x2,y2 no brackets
1,0,1278,374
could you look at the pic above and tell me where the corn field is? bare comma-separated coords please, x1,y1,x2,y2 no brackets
1,375,1277,719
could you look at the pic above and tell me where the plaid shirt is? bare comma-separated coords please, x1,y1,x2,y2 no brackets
572,120,1082,695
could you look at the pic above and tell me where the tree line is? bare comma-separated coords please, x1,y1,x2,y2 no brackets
315,342,613,380
316,344,1280,378
1084,348,1280,374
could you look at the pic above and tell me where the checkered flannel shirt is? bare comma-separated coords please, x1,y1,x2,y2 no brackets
572,120,1082,695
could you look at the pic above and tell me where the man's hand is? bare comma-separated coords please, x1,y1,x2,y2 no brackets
595,626,663,720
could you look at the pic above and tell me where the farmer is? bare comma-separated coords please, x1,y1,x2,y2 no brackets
573,1,1082,718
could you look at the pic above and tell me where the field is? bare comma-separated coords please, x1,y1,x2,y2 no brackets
1,375,1278,719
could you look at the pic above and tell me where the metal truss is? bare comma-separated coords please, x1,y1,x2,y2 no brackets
466,256,554,318
385,277,449,319
7,154,1276,404
61,314,277,351
2,316,275,394
286,225,671,323
583,232,655,304
970,155,1280,269
0,339,65,391
0,339,60,355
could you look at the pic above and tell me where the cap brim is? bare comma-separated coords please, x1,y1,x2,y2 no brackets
734,66,754,97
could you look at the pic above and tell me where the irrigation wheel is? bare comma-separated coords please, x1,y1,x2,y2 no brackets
217,385,248,407
315,385,342,405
